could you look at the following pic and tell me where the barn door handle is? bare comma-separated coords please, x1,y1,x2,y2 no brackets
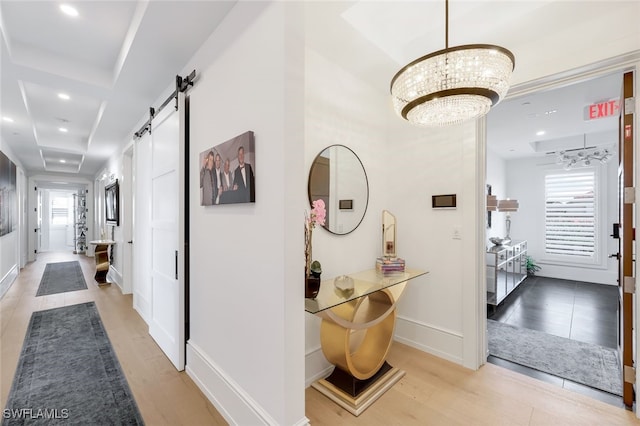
175,250,178,279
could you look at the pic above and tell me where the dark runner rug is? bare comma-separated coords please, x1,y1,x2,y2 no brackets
488,319,621,395
2,302,144,425
36,261,87,296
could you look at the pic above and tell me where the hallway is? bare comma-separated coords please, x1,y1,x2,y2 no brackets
0,252,226,425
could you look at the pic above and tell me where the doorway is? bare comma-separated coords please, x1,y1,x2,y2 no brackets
30,182,90,258
484,69,631,405
39,189,75,252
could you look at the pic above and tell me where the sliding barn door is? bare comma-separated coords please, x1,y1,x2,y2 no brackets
149,93,186,371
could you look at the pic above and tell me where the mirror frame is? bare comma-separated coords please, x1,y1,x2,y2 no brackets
307,144,369,235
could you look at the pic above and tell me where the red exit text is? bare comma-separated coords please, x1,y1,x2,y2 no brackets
587,99,620,120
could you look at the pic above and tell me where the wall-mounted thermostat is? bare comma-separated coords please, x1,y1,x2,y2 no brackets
339,199,353,210
432,194,456,209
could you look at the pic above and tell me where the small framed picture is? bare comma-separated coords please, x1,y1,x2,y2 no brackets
198,131,255,206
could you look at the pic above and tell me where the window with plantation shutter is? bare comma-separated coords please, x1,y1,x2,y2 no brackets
544,170,596,258
50,196,71,225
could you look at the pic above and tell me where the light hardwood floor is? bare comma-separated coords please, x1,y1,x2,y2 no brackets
0,252,227,425
3,252,640,425
307,343,640,425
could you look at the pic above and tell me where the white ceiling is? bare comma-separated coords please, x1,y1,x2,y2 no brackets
487,71,622,160
2,1,638,178
305,0,638,158
1,1,236,177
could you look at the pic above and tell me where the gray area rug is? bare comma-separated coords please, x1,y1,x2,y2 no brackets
488,319,622,396
2,302,144,425
36,261,87,296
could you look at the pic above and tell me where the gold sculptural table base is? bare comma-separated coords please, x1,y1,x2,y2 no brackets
311,362,405,416
309,277,412,416
89,240,116,285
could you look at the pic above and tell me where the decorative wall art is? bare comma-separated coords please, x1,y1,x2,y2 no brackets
199,131,255,206
0,150,17,237
105,179,120,226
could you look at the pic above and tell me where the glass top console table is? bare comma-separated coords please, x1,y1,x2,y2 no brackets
306,267,428,416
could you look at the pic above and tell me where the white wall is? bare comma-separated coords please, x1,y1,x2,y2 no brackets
304,44,485,378
186,3,306,425
386,121,481,366
94,155,126,289
304,47,389,384
505,156,618,284
0,143,25,298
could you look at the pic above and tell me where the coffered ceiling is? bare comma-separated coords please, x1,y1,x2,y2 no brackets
1,1,235,177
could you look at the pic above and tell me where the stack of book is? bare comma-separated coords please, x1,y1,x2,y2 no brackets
375,257,405,273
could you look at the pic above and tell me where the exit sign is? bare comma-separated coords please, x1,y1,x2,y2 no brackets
584,99,620,120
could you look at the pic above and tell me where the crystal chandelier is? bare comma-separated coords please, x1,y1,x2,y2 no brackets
556,134,614,170
390,0,515,127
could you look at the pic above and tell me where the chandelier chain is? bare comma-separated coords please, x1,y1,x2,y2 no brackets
445,0,449,49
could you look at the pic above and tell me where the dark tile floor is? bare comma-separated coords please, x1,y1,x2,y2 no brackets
487,275,623,407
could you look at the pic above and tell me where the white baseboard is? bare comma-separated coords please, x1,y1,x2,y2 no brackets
186,341,307,426
394,316,464,365
0,265,18,299
108,265,122,292
305,346,333,388
133,293,151,325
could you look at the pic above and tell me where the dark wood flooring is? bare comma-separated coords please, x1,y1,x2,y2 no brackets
487,275,623,407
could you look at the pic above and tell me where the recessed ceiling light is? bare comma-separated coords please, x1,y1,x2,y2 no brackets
544,109,557,115
60,159,66,163
2,116,14,123
536,130,545,136
59,127,68,133
58,93,70,100
60,4,79,17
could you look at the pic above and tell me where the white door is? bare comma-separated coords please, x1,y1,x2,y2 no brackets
149,93,186,371
122,147,134,294
134,131,153,322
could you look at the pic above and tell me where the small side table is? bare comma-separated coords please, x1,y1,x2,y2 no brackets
89,240,116,285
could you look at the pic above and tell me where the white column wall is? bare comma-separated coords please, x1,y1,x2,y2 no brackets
186,3,306,425
387,122,479,366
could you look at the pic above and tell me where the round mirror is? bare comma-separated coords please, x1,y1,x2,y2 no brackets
308,145,369,235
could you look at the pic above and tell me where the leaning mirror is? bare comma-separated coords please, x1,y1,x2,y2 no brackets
308,145,369,235
382,210,396,257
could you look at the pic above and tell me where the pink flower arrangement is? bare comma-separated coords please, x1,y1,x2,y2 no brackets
305,199,326,278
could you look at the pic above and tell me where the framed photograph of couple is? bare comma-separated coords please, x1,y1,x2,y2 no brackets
199,131,255,206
